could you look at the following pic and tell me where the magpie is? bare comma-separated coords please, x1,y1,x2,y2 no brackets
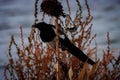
32,22,95,65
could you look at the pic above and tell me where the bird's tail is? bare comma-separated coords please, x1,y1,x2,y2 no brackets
67,43,95,65
59,37,95,65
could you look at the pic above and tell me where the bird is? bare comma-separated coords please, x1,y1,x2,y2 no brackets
32,22,95,65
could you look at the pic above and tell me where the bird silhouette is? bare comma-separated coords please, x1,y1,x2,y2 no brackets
32,22,95,65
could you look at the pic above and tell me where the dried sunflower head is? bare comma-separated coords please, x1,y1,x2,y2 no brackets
41,0,65,18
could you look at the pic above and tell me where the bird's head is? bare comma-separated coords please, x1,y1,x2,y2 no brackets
32,22,48,32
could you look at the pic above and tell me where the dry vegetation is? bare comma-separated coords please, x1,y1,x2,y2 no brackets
4,0,120,80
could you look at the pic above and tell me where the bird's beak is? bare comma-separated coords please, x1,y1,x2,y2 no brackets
32,24,36,28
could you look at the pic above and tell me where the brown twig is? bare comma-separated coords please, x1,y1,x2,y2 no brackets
66,0,71,15
107,32,110,54
55,18,59,80
41,12,45,21
34,0,39,24
85,0,91,19
76,0,82,18
20,26,25,49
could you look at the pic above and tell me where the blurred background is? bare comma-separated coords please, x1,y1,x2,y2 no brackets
0,0,120,79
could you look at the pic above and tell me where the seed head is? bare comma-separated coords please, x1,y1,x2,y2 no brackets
41,0,65,18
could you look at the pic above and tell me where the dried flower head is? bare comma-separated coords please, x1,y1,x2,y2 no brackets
41,0,65,17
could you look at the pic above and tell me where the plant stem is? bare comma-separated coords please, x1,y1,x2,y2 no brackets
55,18,59,80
